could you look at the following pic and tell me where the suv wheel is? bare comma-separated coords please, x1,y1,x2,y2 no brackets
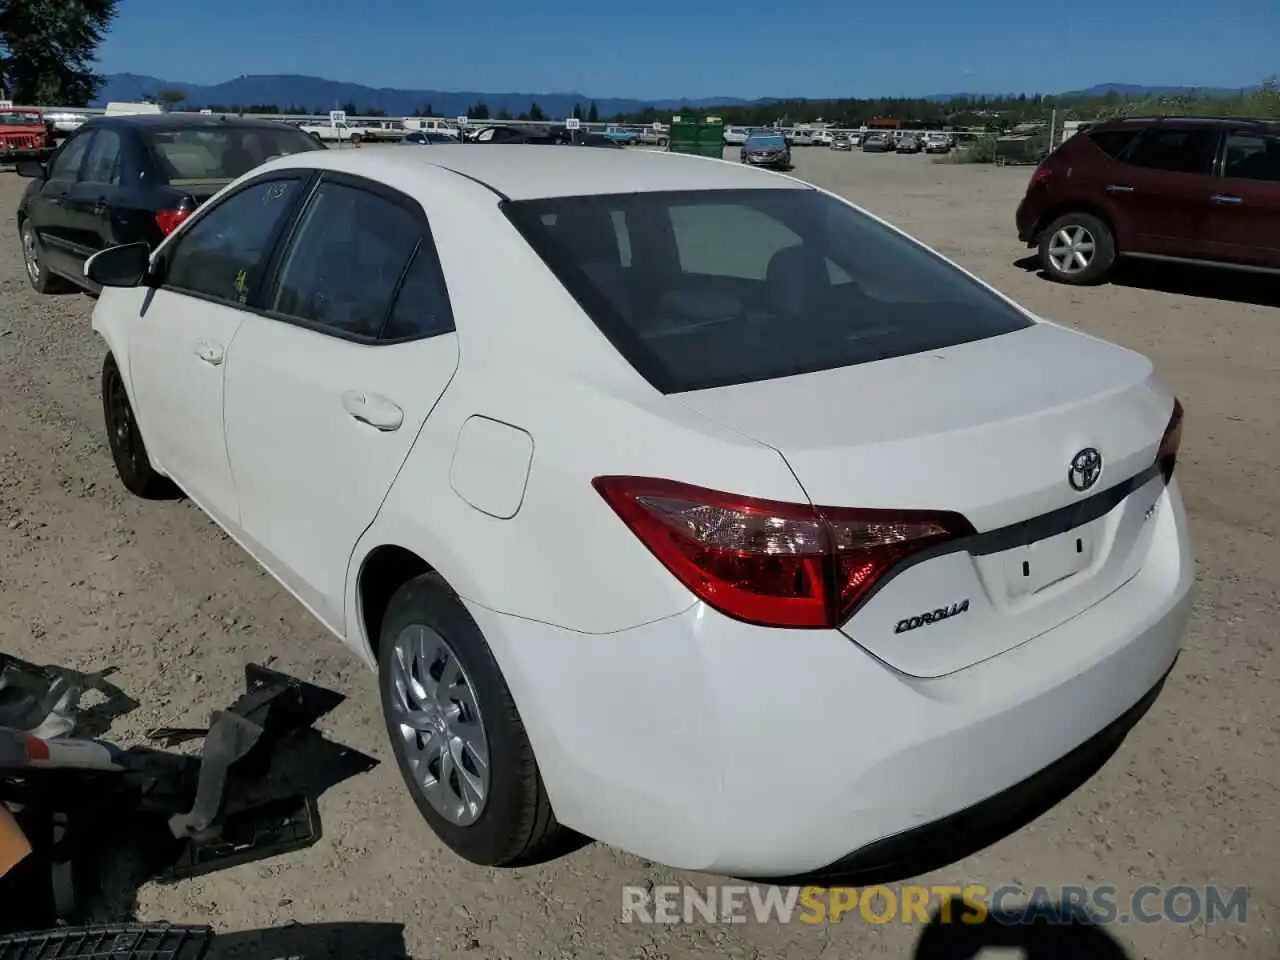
1039,212,1116,285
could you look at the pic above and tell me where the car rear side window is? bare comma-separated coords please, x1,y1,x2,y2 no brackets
1222,133,1280,182
1088,128,1141,158
504,189,1033,393
82,129,123,185
268,180,423,339
1122,128,1218,175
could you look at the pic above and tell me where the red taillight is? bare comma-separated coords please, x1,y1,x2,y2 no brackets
1029,167,1052,188
155,208,191,236
592,476,973,629
1157,398,1184,482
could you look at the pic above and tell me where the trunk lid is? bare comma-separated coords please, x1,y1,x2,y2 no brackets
675,321,1174,677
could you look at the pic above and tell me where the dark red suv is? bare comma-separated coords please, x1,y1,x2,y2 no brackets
1016,116,1280,284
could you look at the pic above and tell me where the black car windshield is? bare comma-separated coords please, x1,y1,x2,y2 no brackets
746,134,785,148
504,188,1033,393
142,125,321,183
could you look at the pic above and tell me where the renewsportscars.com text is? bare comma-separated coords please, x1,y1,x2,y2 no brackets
620,884,1248,926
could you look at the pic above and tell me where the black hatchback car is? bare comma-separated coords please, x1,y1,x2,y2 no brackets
17,114,322,294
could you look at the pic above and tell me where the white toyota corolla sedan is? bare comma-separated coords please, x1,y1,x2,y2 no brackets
84,144,1193,881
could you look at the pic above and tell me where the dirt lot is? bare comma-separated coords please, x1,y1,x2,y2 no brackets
1,147,1276,959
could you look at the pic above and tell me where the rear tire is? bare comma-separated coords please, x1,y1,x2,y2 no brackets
101,353,175,499
378,572,571,867
1038,212,1116,285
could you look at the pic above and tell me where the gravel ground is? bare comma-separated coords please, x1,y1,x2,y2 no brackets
1,147,1276,960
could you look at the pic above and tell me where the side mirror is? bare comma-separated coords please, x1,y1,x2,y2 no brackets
85,242,153,288
15,160,45,179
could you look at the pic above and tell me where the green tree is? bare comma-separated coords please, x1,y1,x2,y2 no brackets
156,87,186,110
467,101,490,120
339,100,358,115
572,103,583,120
0,0,119,105
496,105,512,120
587,100,599,122
528,101,546,121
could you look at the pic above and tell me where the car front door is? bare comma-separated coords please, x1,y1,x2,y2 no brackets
26,130,93,277
222,174,460,632
1107,125,1220,258
127,172,311,530
65,127,125,271
1201,131,1280,269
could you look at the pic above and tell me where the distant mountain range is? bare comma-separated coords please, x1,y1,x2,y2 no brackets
90,74,1261,116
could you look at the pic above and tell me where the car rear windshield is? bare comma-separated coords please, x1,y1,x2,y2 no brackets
504,188,1034,393
143,125,321,184
747,135,786,147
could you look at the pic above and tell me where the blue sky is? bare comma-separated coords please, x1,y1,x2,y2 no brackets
97,0,1278,100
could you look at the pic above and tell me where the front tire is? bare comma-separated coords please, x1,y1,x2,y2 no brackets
378,572,569,867
101,353,175,499
1038,212,1116,285
20,221,73,294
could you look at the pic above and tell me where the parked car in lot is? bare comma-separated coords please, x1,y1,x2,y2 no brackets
0,108,53,163
723,126,750,146
83,144,1191,882
401,131,460,145
17,114,322,295
924,132,953,154
1017,115,1280,285
896,134,923,154
739,131,791,169
861,131,893,152
830,134,853,151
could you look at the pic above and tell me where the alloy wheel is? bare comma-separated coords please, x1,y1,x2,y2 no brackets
21,225,40,284
389,623,491,826
1047,225,1096,275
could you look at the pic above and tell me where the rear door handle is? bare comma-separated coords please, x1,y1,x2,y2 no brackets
1105,184,1134,193
1211,194,1242,205
194,341,224,365
341,390,404,432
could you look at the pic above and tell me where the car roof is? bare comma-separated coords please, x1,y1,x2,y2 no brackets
267,144,810,200
81,114,300,133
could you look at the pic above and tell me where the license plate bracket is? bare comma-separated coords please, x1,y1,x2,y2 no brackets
1003,523,1097,598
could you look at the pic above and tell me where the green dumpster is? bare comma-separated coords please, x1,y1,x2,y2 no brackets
667,117,725,159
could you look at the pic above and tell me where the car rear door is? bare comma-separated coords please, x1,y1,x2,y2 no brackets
1107,124,1220,257
127,172,311,530
221,173,460,633
1201,130,1280,268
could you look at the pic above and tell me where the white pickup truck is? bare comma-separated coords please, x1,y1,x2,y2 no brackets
298,115,412,144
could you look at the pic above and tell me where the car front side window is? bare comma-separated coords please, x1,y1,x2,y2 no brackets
48,132,92,182
163,176,305,305
267,179,423,339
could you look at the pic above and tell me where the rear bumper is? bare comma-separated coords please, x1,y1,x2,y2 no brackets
467,480,1194,877
1016,196,1042,244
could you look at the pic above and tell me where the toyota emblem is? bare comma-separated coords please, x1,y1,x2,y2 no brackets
1068,447,1103,493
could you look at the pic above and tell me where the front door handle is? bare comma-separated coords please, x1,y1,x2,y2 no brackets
93,199,108,214
194,341,224,365
1105,184,1134,193
342,390,404,432
1211,194,1243,205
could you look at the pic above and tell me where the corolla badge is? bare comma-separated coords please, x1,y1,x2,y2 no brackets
1068,447,1103,493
